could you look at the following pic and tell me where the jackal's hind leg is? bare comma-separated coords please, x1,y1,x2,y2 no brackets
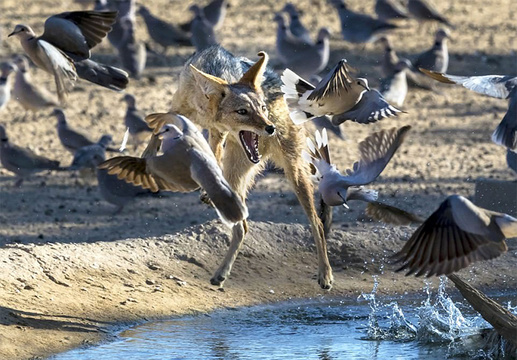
276,154,334,289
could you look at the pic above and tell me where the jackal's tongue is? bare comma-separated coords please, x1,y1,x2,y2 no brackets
239,131,261,164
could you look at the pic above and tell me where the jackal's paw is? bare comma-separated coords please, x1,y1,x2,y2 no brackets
318,272,333,290
210,273,226,286
200,190,213,207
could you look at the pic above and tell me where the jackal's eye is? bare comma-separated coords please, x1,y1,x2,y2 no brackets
236,109,248,115
261,105,267,112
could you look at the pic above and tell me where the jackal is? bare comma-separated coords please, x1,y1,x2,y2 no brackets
148,46,333,289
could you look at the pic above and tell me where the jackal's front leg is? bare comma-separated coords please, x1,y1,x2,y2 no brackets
210,139,262,286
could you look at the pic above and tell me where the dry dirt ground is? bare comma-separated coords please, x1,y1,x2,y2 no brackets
0,0,516,359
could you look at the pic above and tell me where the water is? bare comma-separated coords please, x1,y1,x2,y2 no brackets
53,278,516,360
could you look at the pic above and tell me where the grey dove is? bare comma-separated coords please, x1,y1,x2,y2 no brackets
379,59,411,107
282,3,313,44
407,0,453,28
180,0,229,33
413,28,451,73
281,59,402,126
189,5,219,52
0,124,64,186
99,113,249,227
377,36,399,77
375,0,409,21
0,62,15,112
282,28,330,79
377,36,435,90
138,6,192,53
273,13,312,64
303,126,410,207
11,56,59,114
69,134,113,170
421,70,517,151
8,11,129,103
68,139,150,214
116,15,146,78
122,94,151,146
392,195,517,277
328,0,398,43
53,108,118,154
107,0,136,49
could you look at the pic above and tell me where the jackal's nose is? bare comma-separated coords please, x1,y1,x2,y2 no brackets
265,125,276,135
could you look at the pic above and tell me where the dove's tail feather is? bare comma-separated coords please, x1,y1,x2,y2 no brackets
281,69,316,124
302,129,334,178
75,59,129,91
492,113,517,151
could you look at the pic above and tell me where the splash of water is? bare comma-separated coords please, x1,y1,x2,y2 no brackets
358,276,515,358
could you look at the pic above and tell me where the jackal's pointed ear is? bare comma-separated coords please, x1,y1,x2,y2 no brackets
238,51,269,90
190,65,228,97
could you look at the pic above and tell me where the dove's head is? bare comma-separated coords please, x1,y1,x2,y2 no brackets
320,181,349,208
98,135,113,148
317,28,331,42
122,94,136,108
158,124,183,140
395,59,412,72
282,3,298,16
51,108,67,125
356,78,370,91
435,28,451,42
189,4,202,15
8,24,35,40
273,13,287,27
71,146,106,170
375,36,392,50
12,55,29,73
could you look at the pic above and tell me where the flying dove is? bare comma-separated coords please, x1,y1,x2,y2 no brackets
421,70,517,151
379,59,411,107
281,60,402,126
282,28,330,80
273,13,312,64
375,0,409,21
282,3,314,44
8,11,129,103
0,124,64,186
392,195,517,277
413,28,451,74
53,108,118,154
137,6,192,53
122,94,151,147
99,112,249,227
0,62,15,112
116,15,146,78
68,142,150,213
303,125,410,207
180,0,229,33
189,5,219,52
328,0,398,43
407,0,453,28
11,56,59,114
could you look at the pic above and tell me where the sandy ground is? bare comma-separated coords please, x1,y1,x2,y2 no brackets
0,0,516,358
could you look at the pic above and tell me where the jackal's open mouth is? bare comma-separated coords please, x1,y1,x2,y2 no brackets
239,131,261,164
